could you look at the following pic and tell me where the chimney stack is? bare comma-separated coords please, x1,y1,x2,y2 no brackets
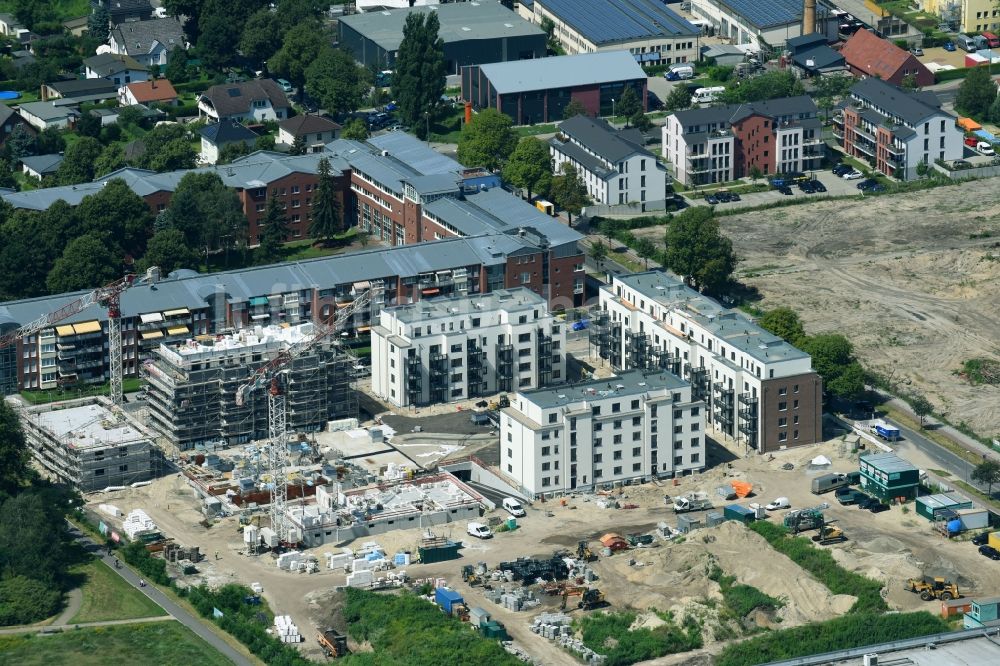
803,0,816,35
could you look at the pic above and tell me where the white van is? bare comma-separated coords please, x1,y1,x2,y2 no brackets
467,522,492,539
502,497,526,517
765,497,791,511
665,65,694,81
691,86,725,105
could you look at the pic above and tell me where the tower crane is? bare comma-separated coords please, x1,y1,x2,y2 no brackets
235,284,378,542
0,274,137,409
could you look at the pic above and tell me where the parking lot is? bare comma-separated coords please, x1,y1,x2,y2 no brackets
688,169,869,211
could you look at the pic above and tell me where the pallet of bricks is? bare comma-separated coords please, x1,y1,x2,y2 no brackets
274,615,302,643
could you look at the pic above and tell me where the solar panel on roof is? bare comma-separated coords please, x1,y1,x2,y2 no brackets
717,0,802,29
539,0,697,44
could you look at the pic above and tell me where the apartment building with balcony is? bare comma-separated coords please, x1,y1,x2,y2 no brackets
371,288,565,408
500,369,705,496
662,96,823,186
591,271,822,454
549,115,669,206
143,323,353,450
833,78,963,181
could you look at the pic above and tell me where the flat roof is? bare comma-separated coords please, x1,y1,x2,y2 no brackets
32,402,148,449
517,369,688,409
860,452,919,474
340,2,544,52
537,0,698,45
385,287,545,324
478,51,646,95
918,493,971,508
813,629,1000,666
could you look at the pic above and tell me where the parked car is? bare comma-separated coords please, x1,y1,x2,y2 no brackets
765,497,791,511
467,522,493,539
868,502,890,513
811,180,827,193
978,141,996,156
835,487,856,505
832,163,852,176
910,46,924,56
571,320,589,331
854,494,875,509
857,179,885,192
979,545,1000,560
277,78,293,93
972,532,991,546
799,179,819,193
943,41,956,51
705,194,720,204
778,185,793,195
842,169,864,180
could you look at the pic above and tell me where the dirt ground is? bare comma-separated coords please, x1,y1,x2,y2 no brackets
635,179,1000,436
89,425,1000,665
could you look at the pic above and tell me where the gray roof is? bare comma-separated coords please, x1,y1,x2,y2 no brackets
850,78,949,126
83,52,148,77
558,115,650,164
786,33,828,52
278,114,341,136
17,101,77,122
367,131,463,175
0,235,546,330
200,79,290,118
385,287,544,324
613,271,810,364
0,103,15,125
535,0,698,45
549,138,614,179
109,17,185,57
861,452,918,474
404,174,460,196
792,45,845,71
518,369,688,409
672,95,818,126
47,78,119,97
478,51,646,95
339,2,543,51
200,119,258,145
20,154,63,175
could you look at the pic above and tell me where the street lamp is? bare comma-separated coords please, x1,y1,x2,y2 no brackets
611,98,616,121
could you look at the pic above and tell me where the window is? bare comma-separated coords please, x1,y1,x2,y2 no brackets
632,446,641,457
778,401,787,411
691,423,699,431
778,432,788,442
613,434,622,444
691,437,699,447
594,423,603,432
507,448,512,458
674,409,681,419
592,406,601,415
541,446,551,456
542,462,550,471
778,387,787,396
674,425,683,434
613,451,622,460
778,417,787,427
793,415,799,425
542,477,551,487
793,384,799,393
613,466,622,475
631,399,640,410
451,343,462,353
691,453,700,463
793,399,799,409
613,420,622,429
594,453,603,463
632,416,641,426
612,402,621,413
632,462,642,472
633,432,641,441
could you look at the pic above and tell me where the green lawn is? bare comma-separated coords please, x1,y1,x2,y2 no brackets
20,377,144,405
69,559,167,624
0,621,233,666
514,123,557,137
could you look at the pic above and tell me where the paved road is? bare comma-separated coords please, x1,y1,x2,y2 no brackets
69,525,253,666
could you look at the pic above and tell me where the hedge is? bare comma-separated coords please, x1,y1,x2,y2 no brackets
935,68,972,83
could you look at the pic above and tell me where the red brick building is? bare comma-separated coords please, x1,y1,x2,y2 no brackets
841,29,933,88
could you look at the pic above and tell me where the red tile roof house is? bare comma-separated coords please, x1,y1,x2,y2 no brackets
120,78,179,106
841,30,934,88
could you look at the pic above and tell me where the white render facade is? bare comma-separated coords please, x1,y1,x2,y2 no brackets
501,369,705,497
592,272,823,454
371,288,566,408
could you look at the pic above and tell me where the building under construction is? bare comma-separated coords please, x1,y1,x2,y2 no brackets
16,396,155,493
143,323,356,451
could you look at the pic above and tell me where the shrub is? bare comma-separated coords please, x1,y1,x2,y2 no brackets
707,563,784,618
575,610,702,666
120,541,170,586
0,576,62,625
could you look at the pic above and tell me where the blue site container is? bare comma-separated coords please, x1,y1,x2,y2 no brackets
434,587,463,614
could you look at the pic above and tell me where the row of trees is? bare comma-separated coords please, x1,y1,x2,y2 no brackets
955,65,1000,120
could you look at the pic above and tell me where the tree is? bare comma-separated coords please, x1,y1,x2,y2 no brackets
34,127,65,155
900,74,919,91
76,113,102,139
617,85,641,123
665,84,692,112
539,16,561,54
635,237,657,267
502,137,552,199
76,179,153,259
342,118,369,140
393,11,446,138
720,70,804,104
663,206,737,294
196,0,266,71
812,74,854,120
46,233,122,293
269,21,327,90
0,400,29,498
972,459,1000,497
138,124,196,171
140,228,200,275
956,65,997,118
5,124,34,162
276,0,326,32
563,99,588,119
289,134,307,155
758,307,806,346
0,576,62,626
162,172,247,258
164,46,189,84
800,333,866,401
240,8,281,66
630,109,652,132
990,94,1000,123
94,142,126,177
457,108,517,171
309,157,342,244
218,141,251,164
55,136,102,185
908,393,933,429
549,162,589,223
305,46,369,117
254,134,275,152
87,4,110,41
589,240,608,268
255,195,289,265
749,165,763,183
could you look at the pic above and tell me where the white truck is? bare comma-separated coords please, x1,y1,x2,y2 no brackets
673,492,713,513
467,522,493,539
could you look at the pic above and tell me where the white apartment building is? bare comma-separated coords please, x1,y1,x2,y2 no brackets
501,369,705,496
593,272,823,454
371,288,566,408
549,115,669,207
662,96,823,186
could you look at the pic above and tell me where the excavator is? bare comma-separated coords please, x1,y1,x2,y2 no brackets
561,586,606,611
905,576,960,601
577,540,596,562
462,564,484,587
812,524,847,545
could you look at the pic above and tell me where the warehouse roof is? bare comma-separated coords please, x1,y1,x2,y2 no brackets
536,0,698,45
339,2,543,51
478,51,645,95
711,0,802,29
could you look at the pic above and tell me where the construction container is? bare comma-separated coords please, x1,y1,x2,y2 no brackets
419,541,461,563
469,607,491,628
916,493,973,520
677,514,702,533
435,587,464,615
705,511,724,527
723,505,756,524
958,508,989,531
989,532,1000,551
259,527,279,548
715,486,736,500
506,518,517,530
940,598,972,619
482,620,509,640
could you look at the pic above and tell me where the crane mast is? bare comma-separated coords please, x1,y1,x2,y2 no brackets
235,285,378,542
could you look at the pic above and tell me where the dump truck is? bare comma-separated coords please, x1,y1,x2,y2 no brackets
905,576,960,601
673,492,713,513
561,587,606,611
317,629,348,658
812,525,847,545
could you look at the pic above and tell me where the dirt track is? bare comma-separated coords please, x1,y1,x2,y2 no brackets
637,179,1000,436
